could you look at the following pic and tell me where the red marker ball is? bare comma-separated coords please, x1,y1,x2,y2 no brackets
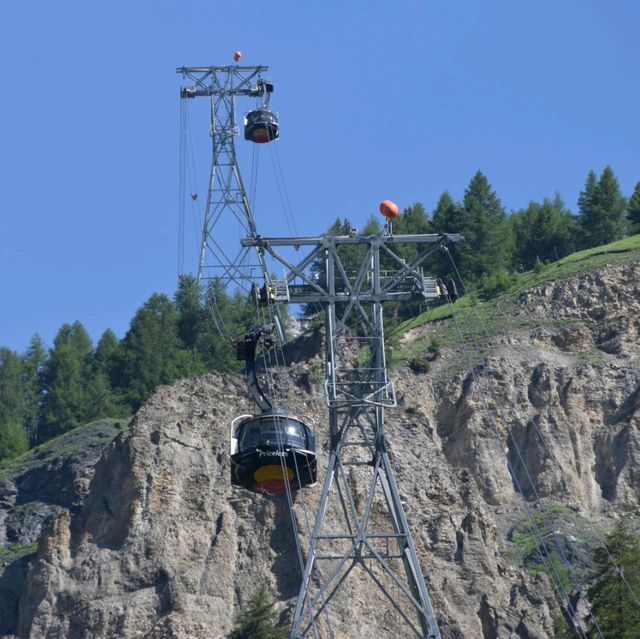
380,199,399,220
233,51,242,62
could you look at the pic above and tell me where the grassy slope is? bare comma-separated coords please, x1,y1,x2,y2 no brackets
387,234,640,366
0,418,128,483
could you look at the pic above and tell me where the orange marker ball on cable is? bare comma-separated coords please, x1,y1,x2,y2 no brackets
233,51,242,62
379,199,399,220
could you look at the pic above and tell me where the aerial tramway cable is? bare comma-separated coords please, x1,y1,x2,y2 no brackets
268,138,300,238
178,98,207,278
252,299,327,639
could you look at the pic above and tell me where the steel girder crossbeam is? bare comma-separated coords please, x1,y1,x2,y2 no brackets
242,232,462,638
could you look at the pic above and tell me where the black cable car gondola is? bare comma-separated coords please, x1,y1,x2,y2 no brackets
244,108,279,144
244,79,279,144
230,327,317,495
230,412,316,494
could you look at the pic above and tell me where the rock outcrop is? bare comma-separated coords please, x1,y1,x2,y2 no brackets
1,259,639,638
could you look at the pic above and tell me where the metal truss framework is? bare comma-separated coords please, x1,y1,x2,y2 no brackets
177,65,272,292
242,232,462,639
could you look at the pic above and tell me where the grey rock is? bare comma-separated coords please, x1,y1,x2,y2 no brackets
1,260,640,638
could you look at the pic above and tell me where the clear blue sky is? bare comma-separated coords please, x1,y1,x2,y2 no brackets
1,1,639,353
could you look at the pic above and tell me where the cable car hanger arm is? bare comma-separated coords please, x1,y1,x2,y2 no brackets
236,328,273,413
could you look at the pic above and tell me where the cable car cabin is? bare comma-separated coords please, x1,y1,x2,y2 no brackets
244,109,279,143
230,413,316,495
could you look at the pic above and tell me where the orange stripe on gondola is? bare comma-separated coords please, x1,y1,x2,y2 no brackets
254,465,294,495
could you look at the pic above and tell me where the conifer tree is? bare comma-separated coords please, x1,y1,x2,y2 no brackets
120,293,207,408
578,170,597,216
587,519,640,638
227,587,288,639
175,274,207,350
391,203,432,264
120,294,183,409
393,203,431,235
0,348,29,461
88,329,128,419
511,194,577,270
0,348,26,429
199,279,241,371
94,329,122,386
431,191,464,234
457,171,514,284
41,322,94,440
430,191,464,282
578,167,626,248
627,181,640,234
22,335,46,445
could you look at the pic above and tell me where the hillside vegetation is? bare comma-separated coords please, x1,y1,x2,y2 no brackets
1,166,639,462
390,234,640,366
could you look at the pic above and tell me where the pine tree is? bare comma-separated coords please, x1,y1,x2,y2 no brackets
511,194,577,270
120,293,188,408
227,587,288,639
390,203,432,265
627,181,640,234
577,170,597,250
578,170,597,216
578,167,626,248
393,203,431,236
458,171,514,285
587,519,640,638
87,330,128,419
430,191,464,282
22,335,46,445
431,191,464,234
199,278,241,371
0,348,29,461
94,329,122,386
41,322,94,440
0,348,26,427
175,274,206,350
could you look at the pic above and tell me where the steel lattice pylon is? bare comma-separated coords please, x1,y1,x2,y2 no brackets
177,64,272,293
242,232,462,638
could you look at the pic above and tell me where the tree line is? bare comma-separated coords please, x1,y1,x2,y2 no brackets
0,275,249,459
1,166,639,460
310,166,639,321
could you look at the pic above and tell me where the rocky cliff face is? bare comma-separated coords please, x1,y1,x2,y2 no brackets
1,259,639,639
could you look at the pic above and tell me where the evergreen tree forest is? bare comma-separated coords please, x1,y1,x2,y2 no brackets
1,166,639,462
0,275,244,459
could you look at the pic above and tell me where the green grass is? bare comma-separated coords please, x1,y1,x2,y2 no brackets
530,551,572,597
0,541,38,562
386,234,640,367
0,418,127,482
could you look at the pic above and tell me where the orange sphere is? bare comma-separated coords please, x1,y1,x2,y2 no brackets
379,199,399,220
233,51,242,62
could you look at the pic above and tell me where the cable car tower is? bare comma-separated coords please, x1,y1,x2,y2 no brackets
178,56,463,639
243,229,461,639
177,56,286,334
